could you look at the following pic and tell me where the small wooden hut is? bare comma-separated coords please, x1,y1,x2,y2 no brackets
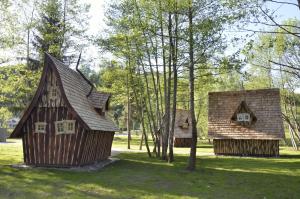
173,109,192,147
10,53,119,167
208,88,284,157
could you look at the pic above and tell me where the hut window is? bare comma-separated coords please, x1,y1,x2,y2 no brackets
55,121,65,134
49,85,58,100
35,122,47,133
65,120,75,134
237,113,251,122
55,120,75,134
51,87,57,98
244,113,250,121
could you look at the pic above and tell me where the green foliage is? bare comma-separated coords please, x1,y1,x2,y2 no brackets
79,64,100,86
0,64,41,114
0,107,12,128
33,0,65,61
97,0,252,140
98,64,127,105
243,19,300,90
97,64,128,128
33,0,90,64
0,0,20,49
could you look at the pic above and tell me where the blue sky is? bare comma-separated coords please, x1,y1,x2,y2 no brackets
268,0,299,20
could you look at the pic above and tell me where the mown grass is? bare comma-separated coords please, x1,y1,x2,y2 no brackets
0,136,300,199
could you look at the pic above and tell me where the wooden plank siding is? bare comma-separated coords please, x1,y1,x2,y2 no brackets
21,106,89,167
213,139,279,157
80,131,114,165
174,138,192,147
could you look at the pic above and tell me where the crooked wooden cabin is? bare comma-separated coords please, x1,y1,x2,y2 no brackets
173,109,193,147
208,89,284,157
10,53,119,167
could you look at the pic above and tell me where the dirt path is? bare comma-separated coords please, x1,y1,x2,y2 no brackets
111,147,215,157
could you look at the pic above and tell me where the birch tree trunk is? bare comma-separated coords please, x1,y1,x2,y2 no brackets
168,4,178,163
127,73,131,149
187,1,198,171
159,0,169,160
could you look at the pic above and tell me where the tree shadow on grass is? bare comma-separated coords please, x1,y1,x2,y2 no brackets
1,152,300,199
280,154,300,159
196,145,213,149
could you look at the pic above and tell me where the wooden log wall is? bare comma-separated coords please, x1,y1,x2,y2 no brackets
21,67,114,167
80,131,114,165
213,139,279,157
174,138,192,147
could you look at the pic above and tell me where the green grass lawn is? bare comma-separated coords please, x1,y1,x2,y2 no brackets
0,135,300,199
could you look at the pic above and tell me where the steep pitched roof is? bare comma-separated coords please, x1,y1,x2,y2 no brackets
11,53,118,138
48,54,119,132
88,90,111,110
174,109,192,138
208,89,284,140
175,109,190,127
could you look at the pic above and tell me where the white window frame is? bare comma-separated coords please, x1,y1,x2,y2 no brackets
55,120,75,135
55,121,65,135
64,120,75,134
237,113,251,122
35,122,47,133
244,113,251,122
49,86,58,100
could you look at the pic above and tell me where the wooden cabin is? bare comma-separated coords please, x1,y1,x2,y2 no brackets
10,53,119,167
173,109,193,147
208,89,284,157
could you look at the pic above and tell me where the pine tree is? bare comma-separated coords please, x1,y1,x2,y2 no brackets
33,0,89,66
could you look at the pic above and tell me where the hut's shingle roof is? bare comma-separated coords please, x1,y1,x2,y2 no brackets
175,109,190,126
208,89,284,140
174,109,192,138
88,90,110,109
49,54,119,132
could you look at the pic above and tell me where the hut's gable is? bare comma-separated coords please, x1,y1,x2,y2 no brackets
174,109,192,138
208,89,285,140
39,69,65,108
231,101,257,126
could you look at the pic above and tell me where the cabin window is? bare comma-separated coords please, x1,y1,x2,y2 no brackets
244,113,250,121
35,122,47,133
49,83,59,100
55,120,75,135
237,113,251,122
50,87,57,99
55,121,65,135
65,120,75,134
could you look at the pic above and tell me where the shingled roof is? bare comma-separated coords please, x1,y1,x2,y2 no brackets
174,109,192,138
208,89,284,140
48,54,119,132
